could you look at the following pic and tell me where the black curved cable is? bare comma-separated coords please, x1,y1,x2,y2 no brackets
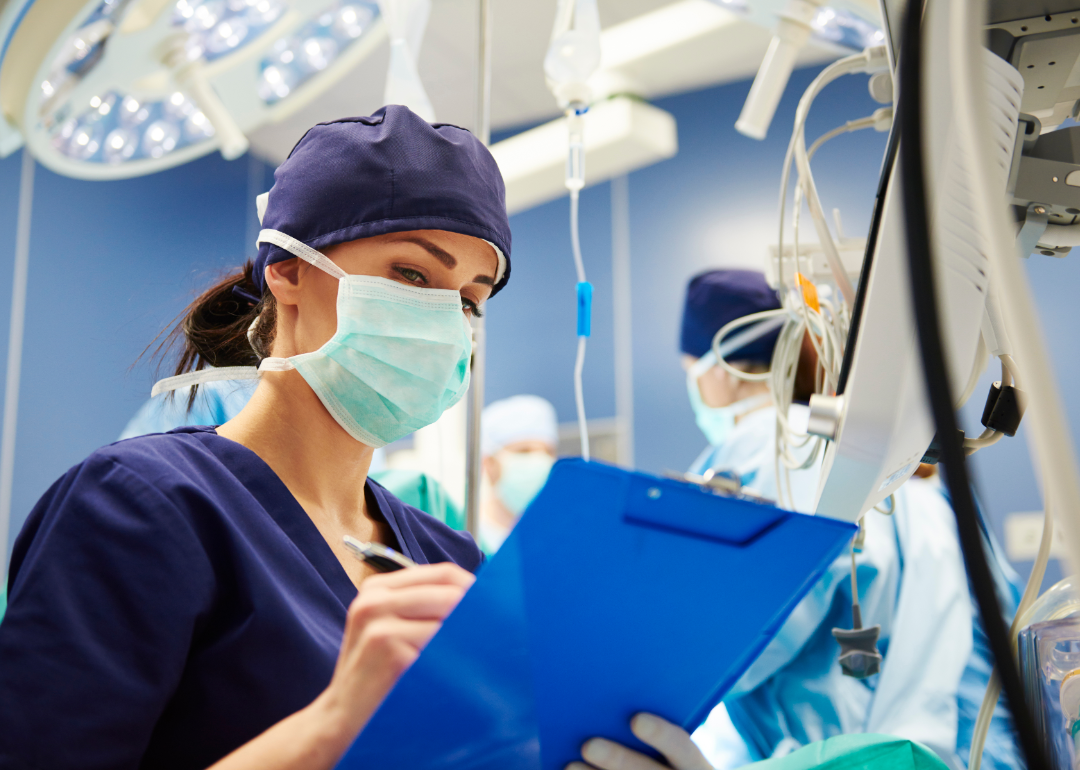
896,2,1047,768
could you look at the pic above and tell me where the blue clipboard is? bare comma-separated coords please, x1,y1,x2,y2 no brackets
338,460,855,770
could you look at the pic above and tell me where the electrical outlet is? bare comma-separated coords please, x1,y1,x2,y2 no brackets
1004,512,1064,561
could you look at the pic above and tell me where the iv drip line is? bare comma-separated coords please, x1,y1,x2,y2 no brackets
567,107,592,461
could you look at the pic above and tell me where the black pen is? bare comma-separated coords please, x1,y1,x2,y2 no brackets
343,535,418,573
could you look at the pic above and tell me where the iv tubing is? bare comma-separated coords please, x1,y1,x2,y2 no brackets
776,51,877,304
969,501,1054,770
570,188,586,284
571,187,590,461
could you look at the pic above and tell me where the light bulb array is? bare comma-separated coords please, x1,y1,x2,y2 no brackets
258,1,378,104
704,0,883,52
173,0,286,62
710,0,750,14
52,91,215,164
39,0,131,120
22,0,381,170
810,7,885,50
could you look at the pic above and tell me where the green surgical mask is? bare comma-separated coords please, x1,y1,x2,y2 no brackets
152,229,472,448
496,450,555,516
686,352,769,447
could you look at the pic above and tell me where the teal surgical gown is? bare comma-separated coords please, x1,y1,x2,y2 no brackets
688,406,1020,770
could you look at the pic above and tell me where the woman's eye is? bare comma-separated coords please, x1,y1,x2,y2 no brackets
462,298,483,318
397,267,426,284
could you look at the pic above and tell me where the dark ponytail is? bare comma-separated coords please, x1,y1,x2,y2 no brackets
149,260,277,408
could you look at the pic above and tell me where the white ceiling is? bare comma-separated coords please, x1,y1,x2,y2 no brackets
247,0,838,163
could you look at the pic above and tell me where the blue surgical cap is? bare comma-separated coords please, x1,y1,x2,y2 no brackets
254,105,512,296
680,269,781,362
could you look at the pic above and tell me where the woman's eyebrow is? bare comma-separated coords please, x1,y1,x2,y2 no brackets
391,236,458,268
389,235,496,286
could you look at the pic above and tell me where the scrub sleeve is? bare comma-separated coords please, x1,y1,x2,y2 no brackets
0,426,481,770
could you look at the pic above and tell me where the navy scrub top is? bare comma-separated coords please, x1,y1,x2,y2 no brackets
0,426,482,770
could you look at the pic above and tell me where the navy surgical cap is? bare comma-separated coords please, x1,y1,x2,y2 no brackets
254,105,512,296
680,269,781,362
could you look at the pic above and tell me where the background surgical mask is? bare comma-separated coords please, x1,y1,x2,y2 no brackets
687,353,769,447
495,450,555,516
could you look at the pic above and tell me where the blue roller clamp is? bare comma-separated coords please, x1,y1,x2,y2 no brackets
339,460,855,770
576,281,592,338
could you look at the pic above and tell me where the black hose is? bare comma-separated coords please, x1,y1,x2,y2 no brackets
896,3,1046,769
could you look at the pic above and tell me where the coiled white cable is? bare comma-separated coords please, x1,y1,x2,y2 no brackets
768,54,892,506
968,499,1054,770
776,47,888,304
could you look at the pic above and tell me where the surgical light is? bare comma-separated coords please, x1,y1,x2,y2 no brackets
733,0,884,140
256,2,372,104
712,0,749,12
810,6,884,51
172,0,285,60
254,2,373,105
0,0,386,178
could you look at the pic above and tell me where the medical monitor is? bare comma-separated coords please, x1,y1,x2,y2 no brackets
811,0,1026,521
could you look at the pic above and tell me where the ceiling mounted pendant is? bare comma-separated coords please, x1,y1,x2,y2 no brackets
0,0,386,178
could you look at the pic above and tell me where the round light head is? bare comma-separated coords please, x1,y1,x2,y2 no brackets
0,0,386,178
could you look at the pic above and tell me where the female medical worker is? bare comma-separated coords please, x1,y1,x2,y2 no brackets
0,107,499,770
677,270,1021,770
0,106,711,770
0,108,597,770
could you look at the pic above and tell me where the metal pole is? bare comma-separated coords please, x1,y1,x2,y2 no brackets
0,149,35,577
611,175,634,467
475,0,492,146
465,0,493,538
246,152,264,254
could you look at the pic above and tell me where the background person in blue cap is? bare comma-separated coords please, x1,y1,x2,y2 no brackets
679,269,794,487
675,269,1021,770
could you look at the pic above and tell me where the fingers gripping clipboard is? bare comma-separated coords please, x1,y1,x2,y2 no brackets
338,460,855,770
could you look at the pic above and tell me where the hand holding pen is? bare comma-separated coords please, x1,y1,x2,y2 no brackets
299,538,473,765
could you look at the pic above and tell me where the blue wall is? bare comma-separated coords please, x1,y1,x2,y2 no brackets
0,63,1073,590
957,252,1080,589
0,151,270,554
